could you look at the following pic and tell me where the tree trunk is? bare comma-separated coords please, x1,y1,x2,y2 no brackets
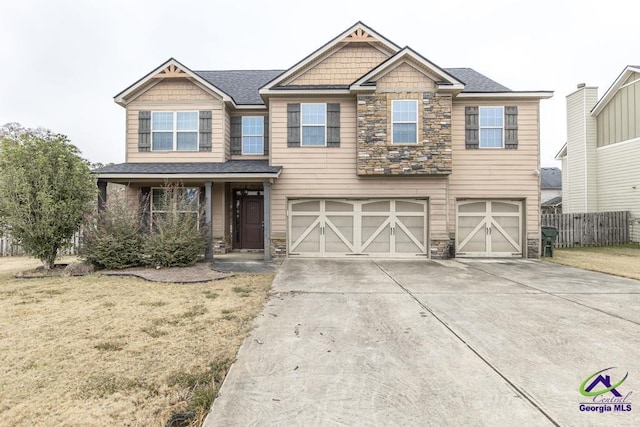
41,253,57,270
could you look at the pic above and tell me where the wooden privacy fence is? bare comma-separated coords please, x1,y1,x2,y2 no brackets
0,232,81,257
541,211,630,248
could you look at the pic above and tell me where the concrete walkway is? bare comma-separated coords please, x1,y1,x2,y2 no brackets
204,259,640,426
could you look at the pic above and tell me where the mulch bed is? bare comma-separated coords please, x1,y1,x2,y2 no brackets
15,262,230,283
101,262,230,283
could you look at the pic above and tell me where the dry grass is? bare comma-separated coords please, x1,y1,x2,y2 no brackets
0,257,273,426
546,244,640,280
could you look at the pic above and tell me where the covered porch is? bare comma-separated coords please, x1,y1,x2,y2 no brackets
93,160,282,261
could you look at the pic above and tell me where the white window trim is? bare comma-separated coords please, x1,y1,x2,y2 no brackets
301,103,327,147
391,100,419,144
241,116,265,155
151,111,199,152
479,106,505,149
150,187,200,230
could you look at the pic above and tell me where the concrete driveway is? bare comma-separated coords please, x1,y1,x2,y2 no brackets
204,259,640,426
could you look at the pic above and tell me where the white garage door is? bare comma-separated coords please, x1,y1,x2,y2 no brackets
288,199,428,257
456,200,522,257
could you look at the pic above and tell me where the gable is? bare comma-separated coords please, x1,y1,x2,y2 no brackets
287,43,390,86
377,62,436,91
136,79,220,103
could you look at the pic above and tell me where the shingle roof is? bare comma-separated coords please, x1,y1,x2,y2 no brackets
444,68,511,92
541,167,562,189
191,67,510,106
541,196,562,207
194,70,284,105
93,160,281,175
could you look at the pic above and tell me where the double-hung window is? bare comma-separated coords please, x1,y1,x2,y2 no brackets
392,100,418,144
479,107,504,148
242,117,264,154
301,103,326,146
152,111,198,151
151,187,199,228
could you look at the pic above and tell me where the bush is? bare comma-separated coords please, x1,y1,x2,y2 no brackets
143,186,207,267
81,191,144,269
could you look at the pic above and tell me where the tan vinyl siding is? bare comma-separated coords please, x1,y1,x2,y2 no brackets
596,72,640,147
212,182,225,236
269,97,449,240
377,62,435,92
450,99,541,241
596,140,640,242
224,107,231,161
126,79,225,162
287,43,389,86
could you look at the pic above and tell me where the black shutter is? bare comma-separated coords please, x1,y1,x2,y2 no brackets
199,111,212,152
138,111,151,152
287,103,300,147
139,187,151,229
230,116,242,155
504,106,518,149
263,116,269,155
465,106,479,149
327,103,340,147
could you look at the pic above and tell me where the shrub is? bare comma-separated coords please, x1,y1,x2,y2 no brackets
143,185,207,267
81,189,144,269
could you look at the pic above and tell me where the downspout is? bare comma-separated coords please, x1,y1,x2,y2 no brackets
583,90,588,212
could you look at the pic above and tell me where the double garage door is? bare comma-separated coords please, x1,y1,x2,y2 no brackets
288,199,428,257
456,200,523,257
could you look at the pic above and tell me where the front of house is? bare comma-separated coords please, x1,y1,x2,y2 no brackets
95,22,552,260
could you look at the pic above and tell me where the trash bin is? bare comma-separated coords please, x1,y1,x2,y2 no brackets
541,226,558,257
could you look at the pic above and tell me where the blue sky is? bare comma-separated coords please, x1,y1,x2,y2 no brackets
1,0,636,167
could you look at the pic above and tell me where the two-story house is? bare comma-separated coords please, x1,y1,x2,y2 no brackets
556,66,640,241
94,22,552,260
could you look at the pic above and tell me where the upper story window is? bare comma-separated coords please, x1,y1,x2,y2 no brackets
152,111,198,151
242,117,264,155
479,107,504,148
301,103,326,146
392,100,418,144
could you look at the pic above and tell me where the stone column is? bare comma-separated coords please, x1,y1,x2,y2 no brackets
263,181,271,261
205,182,213,260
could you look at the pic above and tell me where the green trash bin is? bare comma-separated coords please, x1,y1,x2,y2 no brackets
541,226,558,257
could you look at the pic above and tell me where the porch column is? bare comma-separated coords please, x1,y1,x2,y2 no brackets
97,179,107,212
205,181,213,260
263,180,271,261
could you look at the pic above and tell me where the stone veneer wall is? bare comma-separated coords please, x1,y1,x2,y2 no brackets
270,238,287,258
527,238,540,259
357,92,452,175
430,238,453,259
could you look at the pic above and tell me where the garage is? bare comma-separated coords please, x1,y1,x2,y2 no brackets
456,200,523,257
288,199,428,257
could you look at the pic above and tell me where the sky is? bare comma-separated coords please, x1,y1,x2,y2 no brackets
0,0,637,168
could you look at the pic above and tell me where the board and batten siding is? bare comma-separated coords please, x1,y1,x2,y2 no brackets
126,79,226,163
596,139,640,242
564,87,598,213
597,72,640,148
450,99,541,244
268,97,449,241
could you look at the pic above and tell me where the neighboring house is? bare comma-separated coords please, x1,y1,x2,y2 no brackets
541,167,562,214
556,66,640,240
94,22,552,260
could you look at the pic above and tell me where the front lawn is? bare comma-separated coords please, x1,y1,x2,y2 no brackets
0,258,273,426
545,243,640,280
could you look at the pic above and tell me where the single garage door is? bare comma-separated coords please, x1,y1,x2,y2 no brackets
288,199,427,257
456,200,522,257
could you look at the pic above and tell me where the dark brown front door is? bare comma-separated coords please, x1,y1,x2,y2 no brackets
241,196,264,249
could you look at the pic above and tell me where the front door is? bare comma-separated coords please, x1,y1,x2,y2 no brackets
241,196,264,249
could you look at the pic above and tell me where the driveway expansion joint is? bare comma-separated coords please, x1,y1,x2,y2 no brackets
371,260,561,427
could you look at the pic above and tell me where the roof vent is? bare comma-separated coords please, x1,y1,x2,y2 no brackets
577,83,586,89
